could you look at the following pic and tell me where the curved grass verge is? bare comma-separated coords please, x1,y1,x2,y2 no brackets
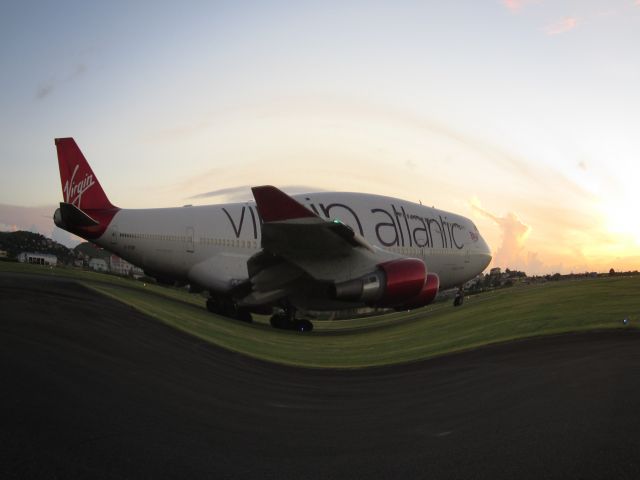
3,262,639,368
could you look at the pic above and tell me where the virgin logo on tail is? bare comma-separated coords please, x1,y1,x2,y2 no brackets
63,164,96,207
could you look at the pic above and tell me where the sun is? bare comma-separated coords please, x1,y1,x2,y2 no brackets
602,196,640,247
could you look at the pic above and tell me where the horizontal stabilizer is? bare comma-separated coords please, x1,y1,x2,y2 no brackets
54,202,100,228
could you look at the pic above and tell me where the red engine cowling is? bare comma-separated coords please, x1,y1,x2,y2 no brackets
333,258,427,308
375,258,426,307
394,272,439,310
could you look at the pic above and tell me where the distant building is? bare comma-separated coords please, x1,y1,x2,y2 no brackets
17,252,57,266
489,267,501,276
109,255,144,277
89,258,109,272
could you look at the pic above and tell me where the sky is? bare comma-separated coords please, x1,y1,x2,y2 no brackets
1,0,639,274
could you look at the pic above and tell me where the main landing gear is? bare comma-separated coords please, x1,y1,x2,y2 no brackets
453,286,464,307
206,295,313,332
206,296,253,323
269,305,314,333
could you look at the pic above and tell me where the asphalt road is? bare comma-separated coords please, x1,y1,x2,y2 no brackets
1,271,639,479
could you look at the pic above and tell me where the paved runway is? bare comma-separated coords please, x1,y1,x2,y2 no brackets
1,271,640,479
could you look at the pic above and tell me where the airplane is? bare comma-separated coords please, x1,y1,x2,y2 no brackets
53,137,492,332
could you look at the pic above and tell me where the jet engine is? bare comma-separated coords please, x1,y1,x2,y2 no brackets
333,258,437,308
394,272,439,310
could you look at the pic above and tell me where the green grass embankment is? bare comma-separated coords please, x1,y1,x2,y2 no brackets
2,262,638,368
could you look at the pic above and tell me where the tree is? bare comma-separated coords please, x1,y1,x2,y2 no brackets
609,268,616,276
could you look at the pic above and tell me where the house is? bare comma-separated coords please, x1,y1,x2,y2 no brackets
109,255,144,277
89,258,109,272
17,252,57,266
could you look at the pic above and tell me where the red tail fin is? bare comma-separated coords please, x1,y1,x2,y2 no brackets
55,138,116,210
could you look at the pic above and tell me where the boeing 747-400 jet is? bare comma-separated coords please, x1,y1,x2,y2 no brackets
53,138,492,331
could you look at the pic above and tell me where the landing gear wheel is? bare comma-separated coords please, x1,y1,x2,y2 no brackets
207,297,252,323
270,313,290,329
235,307,253,323
206,298,218,313
294,319,314,332
269,314,313,333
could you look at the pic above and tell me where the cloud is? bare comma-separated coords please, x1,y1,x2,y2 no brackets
0,223,18,232
70,63,87,79
487,211,531,267
501,0,537,12
0,204,82,247
187,185,252,201
545,17,578,35
471,198,540,272
34,63,88,100
188,184,324,203
35,82,55,100
525,251,544,274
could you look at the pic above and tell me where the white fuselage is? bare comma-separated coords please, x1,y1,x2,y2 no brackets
94,192,491,293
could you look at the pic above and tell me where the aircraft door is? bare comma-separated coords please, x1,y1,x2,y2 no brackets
110,225,118,245
186,227,194,253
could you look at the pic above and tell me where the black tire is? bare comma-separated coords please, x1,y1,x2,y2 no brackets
270,315,313,333
221,301,236,318
294,319,314,333
270,313,288,329
207,298,252,323
235,308,253,323
206,298,218,313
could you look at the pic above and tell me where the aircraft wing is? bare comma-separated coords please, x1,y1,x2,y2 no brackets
250,186,382,287
245,186,432,311
252,186,374,259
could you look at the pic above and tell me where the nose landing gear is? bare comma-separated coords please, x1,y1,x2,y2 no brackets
453,286,464,307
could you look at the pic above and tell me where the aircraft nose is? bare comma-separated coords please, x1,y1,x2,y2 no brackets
475,234,492,271
480,235,492,256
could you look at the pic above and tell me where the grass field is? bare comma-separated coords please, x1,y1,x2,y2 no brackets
2,261,639,368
